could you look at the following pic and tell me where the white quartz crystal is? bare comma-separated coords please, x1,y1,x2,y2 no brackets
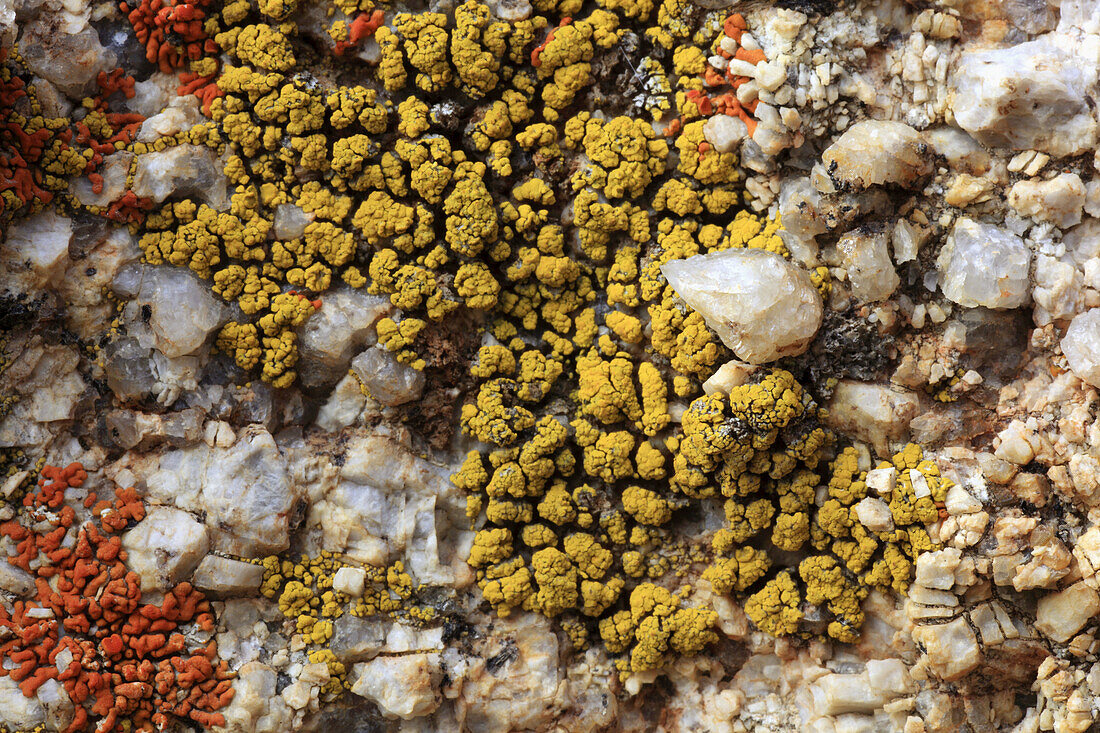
350,654,441,719
121,506,208,592
351,346,425,407
703,114,748,153
1062,310,1100,388
298,288,392,388
131,144,229,209
952,40,1097,157
1008,173,1086,229
836,228,899,302
661,248,822,364
825,381,919,458
937,218,1031,309
192,555,265,597
112,264,228,359
333,566,367,597
819,121,931,191
854,497,894,532
1035,581,1100,642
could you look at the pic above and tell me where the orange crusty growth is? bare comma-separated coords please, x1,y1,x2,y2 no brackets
0,463,234,733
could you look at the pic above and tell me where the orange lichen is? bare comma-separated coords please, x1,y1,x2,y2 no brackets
0,463,233,733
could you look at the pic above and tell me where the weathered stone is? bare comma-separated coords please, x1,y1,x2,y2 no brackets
130,425,297,557
218,662,294,733
661,248,822,364
350,654,441,719
1008,173,1086,229
810,673,885,715
136,97,204,142
854,497,893,532
131,144,229,209
297,288,393,388
333,566,367,597
866,466,897,496
825,381,920,457
702,360,757,396
819,121,931,191
350,346,425,407
112,264,228,358
1,210,73,292
122,506,208,592
1035,582,1100,643
20,18,116,98
937,218,1031,309
457,616,563,732
192,555,265,597
0,675,44,729
913,616,981,681
914,548,962,590
836,227,899,303
952,40,1097,157
703,114,748,153
330,615,388,662
1062,310,1100,388
71,152,133,208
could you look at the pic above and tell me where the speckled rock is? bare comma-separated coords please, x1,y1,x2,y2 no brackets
661,248,823,364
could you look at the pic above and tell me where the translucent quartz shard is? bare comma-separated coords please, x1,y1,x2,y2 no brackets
1062,309,1100,388
937,217,1031,309
819,120,932,191
661,248,822,364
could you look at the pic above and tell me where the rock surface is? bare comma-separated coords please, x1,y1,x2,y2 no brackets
1062,309,1100,388
819,121,932,191
661,248,823,363
937,218,1031,309
952,40,1097,157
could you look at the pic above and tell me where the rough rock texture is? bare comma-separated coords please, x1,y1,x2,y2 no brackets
952,40,1097,157
662,248,823,363
297,288,392,388
350,346,425,406
826,381,921,457
121,505,209,592
111,426,298,557
937,218,1031,309
350,654,442,719
19,13,116,97
819,120,932,191
112,264,228,358
1061,309,1100,388
131,144,229,209
836,227,899,303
